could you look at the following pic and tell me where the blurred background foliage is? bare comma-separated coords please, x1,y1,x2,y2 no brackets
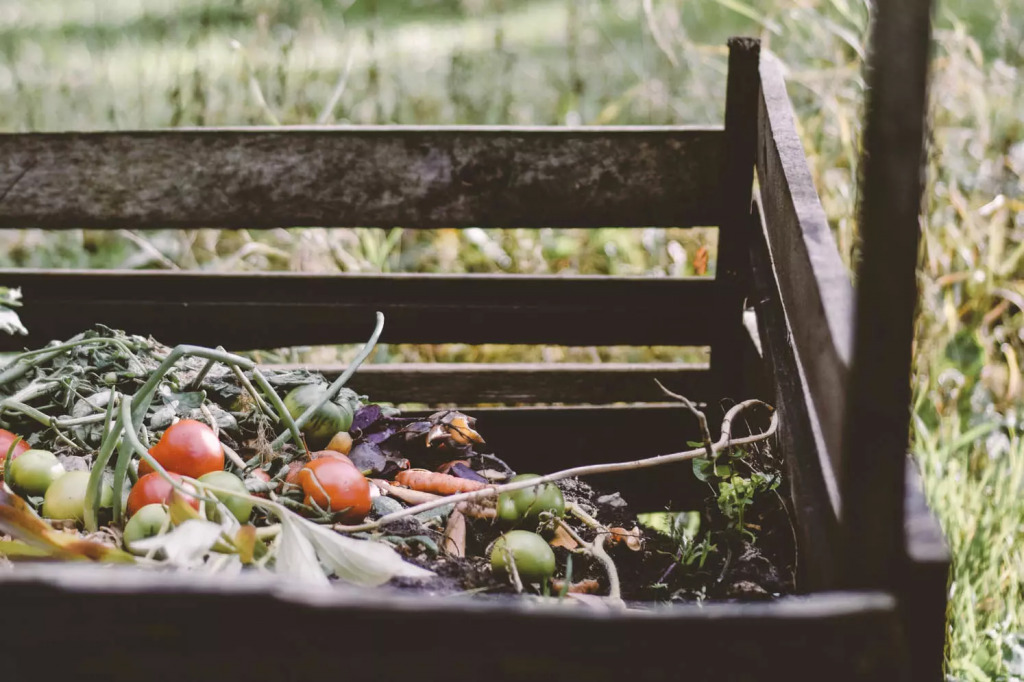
0,0,1022,677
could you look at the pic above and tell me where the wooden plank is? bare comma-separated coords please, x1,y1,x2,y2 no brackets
0,269,722,350
841,0,934,596
749,202,841,590
0,126,724,230
275,362,714,406
711,37,760,400
756,52,854,496
0,567,906,680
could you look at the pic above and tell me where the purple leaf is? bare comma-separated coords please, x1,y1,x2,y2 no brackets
449,462,487,484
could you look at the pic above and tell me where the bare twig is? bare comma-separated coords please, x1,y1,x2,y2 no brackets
335,399,776,534
655,379,714,460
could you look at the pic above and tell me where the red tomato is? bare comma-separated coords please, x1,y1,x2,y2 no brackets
299,457,371,523
310,450,356,466
126,472,199,518
139,420,224,479
0,429,30,461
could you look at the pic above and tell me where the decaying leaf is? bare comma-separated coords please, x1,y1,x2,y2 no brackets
0,489,133,563
442,508,467,558
275,515,329,586
549,524,580,551
130,519,224,567
301,517,434,587
605,526,643,552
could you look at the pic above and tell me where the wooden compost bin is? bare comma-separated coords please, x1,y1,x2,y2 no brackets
0,23,947,682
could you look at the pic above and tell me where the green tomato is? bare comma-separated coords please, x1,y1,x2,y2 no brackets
123,503,171,553
490,530,556,584
497,474,565,526
42,471,113,521
284,385,353,450
198,471,253,523
9,449,65,497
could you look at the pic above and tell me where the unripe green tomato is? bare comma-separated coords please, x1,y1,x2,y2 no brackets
42,471,113,521
9,449,65,496
198,470,253,523
490,530,556,583
123,503,171,554
284,385,353,450
497,474,565,526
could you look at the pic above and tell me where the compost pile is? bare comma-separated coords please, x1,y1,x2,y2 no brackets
0,324,792,604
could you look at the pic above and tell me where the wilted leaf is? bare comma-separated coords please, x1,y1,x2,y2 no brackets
348,441,388,476
131,519,223,566
274,514,329,586
0,539,53,560
301,518,433,587
0,489,133,563
442,509,466,557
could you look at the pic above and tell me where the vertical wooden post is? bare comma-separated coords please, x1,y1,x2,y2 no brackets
842,0,939,677
713,37,760,401
842,0,933,589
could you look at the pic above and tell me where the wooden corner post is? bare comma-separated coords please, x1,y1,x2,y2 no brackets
842,0,935,589
713,37,760,402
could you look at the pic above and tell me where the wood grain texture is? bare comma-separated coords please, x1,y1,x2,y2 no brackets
0,126,724,229
0,567,906,681
277,361,713,405
749,201,841,590
0,269,722,350
712,37,760,400
841,0,934,595
756,52,854,492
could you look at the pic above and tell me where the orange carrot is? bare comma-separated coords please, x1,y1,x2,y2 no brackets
394,469,486,495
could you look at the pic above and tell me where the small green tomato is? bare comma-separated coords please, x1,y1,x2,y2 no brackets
42,471,113,522
490,530,556,584
497,474,565,526
123,503,171,553
9,450,65,497
198,470,254,523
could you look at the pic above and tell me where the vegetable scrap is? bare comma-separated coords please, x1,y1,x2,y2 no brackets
0,319,793,604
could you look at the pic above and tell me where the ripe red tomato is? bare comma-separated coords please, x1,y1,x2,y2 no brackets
0,429,30,461
299,457,371,523
126,472,199,518
139,420,224,479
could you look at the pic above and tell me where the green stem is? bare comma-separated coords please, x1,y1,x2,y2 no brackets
230,364,277,421
270,311,384,448
251,368,303,450
110,435,135,525
3,436,23,490
84,396,123,532
187,357,217,391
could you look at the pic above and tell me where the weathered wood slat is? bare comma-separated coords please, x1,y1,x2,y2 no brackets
0,126,724,230
0,269,721,350
749,202,841,590
276,362,713,405
711,37,760,400
756,53,854,493
0,568,905,680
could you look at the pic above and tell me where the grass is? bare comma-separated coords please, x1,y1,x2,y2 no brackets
0,0,1022,677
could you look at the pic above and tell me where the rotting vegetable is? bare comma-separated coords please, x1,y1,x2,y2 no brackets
0,317,789,604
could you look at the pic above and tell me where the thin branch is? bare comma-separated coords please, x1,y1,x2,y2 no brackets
655,379,714,460
334,399,776,533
